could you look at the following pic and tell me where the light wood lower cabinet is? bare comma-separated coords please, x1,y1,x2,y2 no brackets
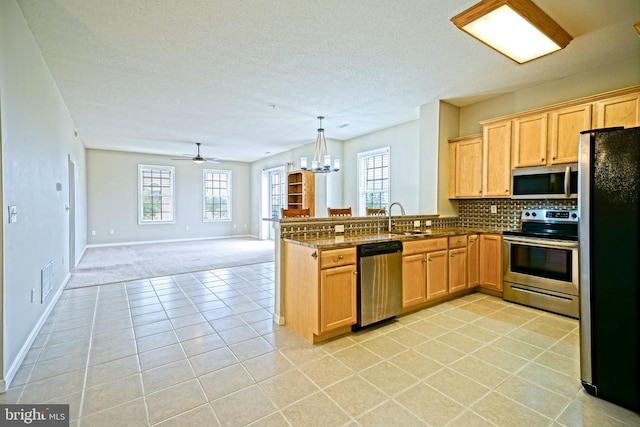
448,247,467,293
479,234,503,291
402,238,448,308
283,243,356,342
426,250,448,300
319,264,357,333
448,235,468,293
468,234,479,288
402,253,427,307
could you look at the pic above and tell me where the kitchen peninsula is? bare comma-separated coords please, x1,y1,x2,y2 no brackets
275,214,504,343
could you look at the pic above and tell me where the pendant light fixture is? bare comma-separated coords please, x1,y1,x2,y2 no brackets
451,0,572,64
300,116,341,173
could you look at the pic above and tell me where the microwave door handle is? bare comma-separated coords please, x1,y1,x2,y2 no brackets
564,166,571,197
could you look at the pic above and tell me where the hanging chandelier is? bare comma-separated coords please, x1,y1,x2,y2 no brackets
300,116,340,173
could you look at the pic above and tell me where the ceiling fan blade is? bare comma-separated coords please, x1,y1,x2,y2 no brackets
204,158,221,164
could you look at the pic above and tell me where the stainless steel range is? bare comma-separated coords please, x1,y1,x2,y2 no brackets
503,209,579,318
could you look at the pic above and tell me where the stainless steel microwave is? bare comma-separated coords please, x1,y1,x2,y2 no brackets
511,164,578,199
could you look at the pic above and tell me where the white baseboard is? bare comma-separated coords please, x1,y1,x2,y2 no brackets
272,313,285,326
86,234,262,249
1,273,69,392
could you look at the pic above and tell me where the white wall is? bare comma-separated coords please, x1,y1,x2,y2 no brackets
459,56,640,136
86,149,252,245
0,0,87,390
250,138,343,237
343,121,421,215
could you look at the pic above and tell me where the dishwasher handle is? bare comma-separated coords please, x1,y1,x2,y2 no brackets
357,241,403,257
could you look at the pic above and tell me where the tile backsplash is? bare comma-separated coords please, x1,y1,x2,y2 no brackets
458,198,577,230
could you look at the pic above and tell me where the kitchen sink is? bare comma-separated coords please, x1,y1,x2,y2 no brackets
391,230,433,237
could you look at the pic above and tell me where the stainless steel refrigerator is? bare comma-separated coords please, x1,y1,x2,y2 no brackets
578,126,640,412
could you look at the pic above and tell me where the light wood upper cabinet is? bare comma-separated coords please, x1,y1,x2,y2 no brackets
449,135,482,199
482,120,512,198
549,103,592,165
594,93,640,128
513,113,548,168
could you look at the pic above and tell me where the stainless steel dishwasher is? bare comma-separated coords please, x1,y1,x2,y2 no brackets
355,241,403,329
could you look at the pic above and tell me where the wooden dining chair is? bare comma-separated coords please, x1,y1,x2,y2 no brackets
281,208,311,218
327,207,352,217
366,208,386,216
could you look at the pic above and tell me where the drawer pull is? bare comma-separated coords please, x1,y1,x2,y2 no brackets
311,251,318,260
338,255,344,260
428,257,432,261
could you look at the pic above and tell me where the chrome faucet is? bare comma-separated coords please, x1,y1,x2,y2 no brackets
388,202,406,232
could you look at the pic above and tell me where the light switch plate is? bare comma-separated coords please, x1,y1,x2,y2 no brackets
8,205,17,223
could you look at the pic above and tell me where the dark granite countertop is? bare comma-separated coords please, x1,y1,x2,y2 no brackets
282,227,507,249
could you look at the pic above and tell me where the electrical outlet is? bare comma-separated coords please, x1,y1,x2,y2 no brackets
425,220,432,226
335,224,345,233
91,230,96,236
109,229,114,235
413,220,421,228
490,205,497,214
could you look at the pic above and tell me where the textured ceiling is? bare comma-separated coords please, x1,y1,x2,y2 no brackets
17,0,640,162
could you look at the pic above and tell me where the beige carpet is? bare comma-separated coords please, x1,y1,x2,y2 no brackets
66,236,275,289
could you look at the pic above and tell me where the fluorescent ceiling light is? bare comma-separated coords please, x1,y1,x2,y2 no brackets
451,0,573,64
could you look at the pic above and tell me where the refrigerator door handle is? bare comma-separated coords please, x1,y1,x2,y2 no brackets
564,165,571,198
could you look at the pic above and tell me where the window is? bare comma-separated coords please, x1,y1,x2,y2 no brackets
203,169,232,221
357,147,390,216
138,165,175,223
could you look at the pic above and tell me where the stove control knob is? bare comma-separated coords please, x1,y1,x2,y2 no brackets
571,213,577,219
525,212,530,217
531,212,537,217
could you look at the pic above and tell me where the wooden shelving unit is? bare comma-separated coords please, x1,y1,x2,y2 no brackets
286,170,314,216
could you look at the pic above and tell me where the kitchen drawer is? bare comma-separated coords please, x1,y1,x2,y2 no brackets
402,238,448,255
449,235,468,249
320,247,356,269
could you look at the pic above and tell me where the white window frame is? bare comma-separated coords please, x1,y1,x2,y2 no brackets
203,169,232,222
138,164,175,224
357,147,390,216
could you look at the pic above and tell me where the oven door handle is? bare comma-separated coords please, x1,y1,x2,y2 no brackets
504,236,579,249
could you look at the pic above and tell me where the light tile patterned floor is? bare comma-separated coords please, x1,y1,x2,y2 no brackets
3,261,639,426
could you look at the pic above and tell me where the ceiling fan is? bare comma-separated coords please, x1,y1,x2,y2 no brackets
172,142,220,164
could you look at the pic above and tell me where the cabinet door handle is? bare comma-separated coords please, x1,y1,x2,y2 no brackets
428,257,432,261
450,254,455,258
541,157,545,162
311,251,318,260
505,189,509,193
353,271,358,275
